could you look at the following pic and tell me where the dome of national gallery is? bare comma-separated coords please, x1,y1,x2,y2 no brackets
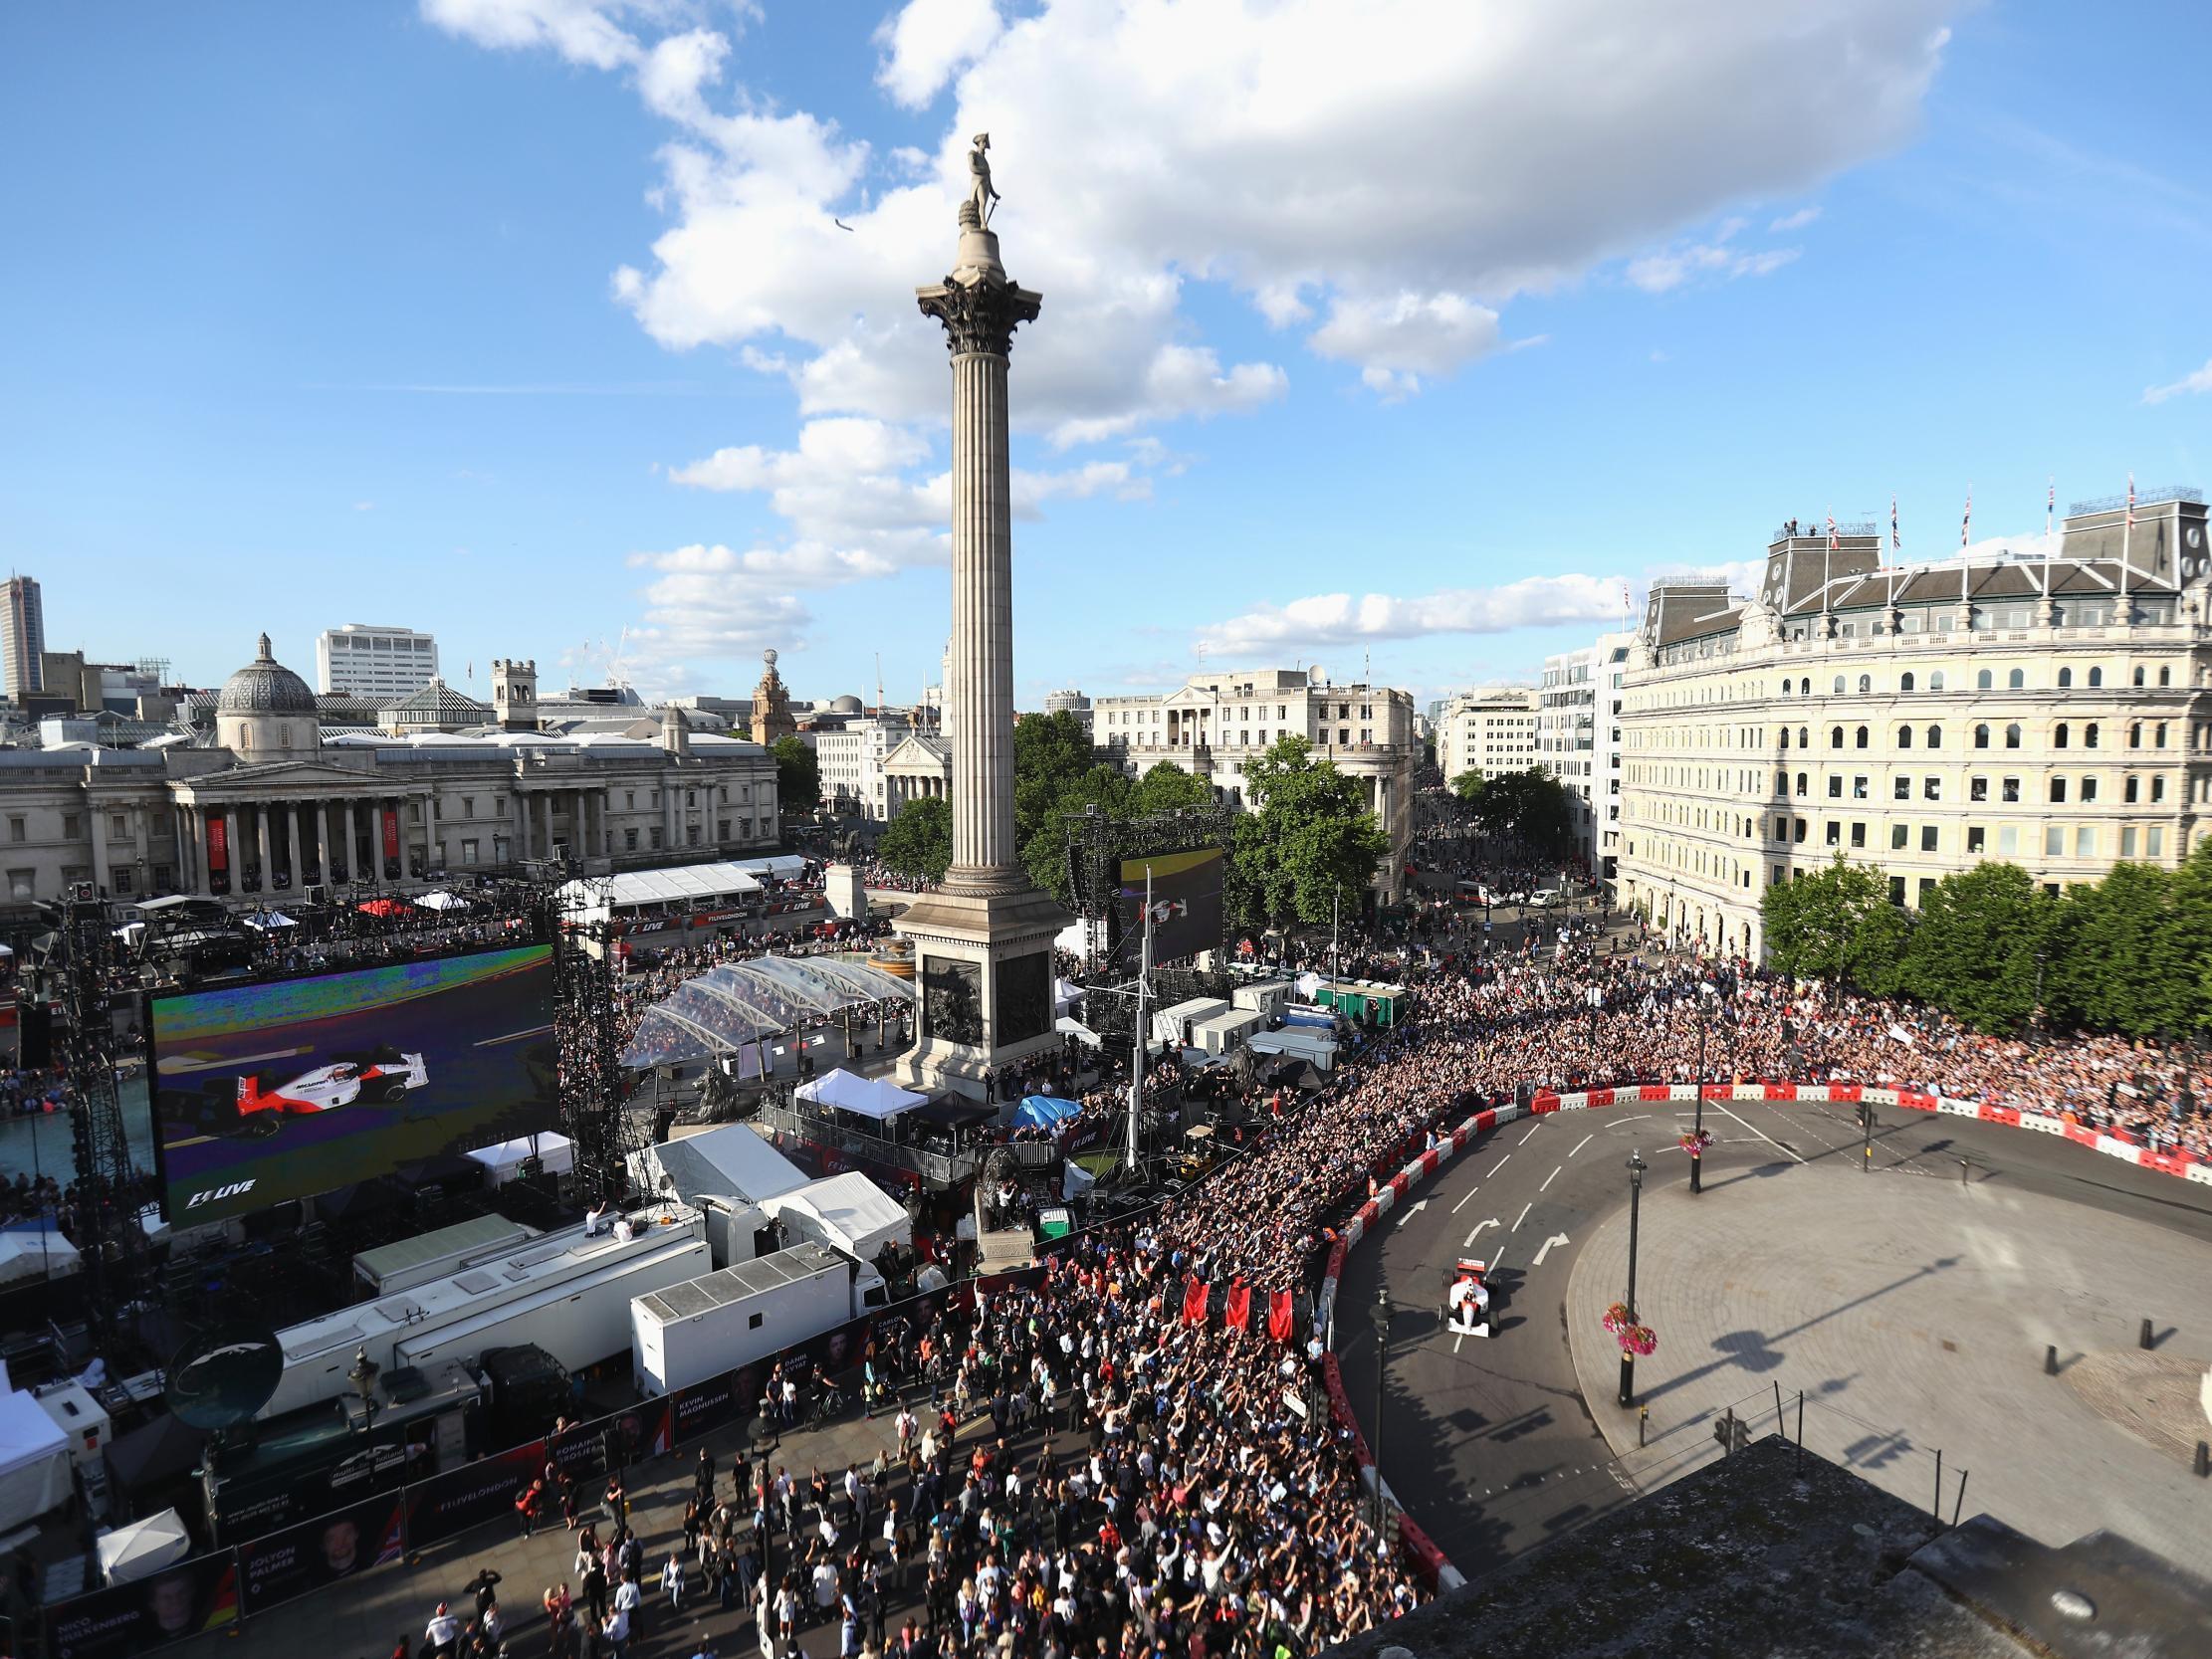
217,633,318,716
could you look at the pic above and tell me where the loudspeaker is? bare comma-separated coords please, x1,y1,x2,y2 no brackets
19,1003,52,1069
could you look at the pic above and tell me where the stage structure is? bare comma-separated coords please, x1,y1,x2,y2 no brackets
895,137,1071,1100
1063,803,1238,974
58,890,145,1342
549,883,646,1205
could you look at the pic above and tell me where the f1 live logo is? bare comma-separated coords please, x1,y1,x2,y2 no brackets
187,1179,256,1209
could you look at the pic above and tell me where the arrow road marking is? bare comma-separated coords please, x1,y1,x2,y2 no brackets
1512,1202,1532,1231
1396,1199,1428,1226
1463,1218,1498,1248
1540,1164,1562,1192
1533,1233,1571,1268
1713,1101,1807,1163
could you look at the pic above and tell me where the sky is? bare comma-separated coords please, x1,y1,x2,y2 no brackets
3,1,2209,713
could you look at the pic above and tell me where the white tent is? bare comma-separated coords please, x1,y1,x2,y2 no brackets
1053,977,1082,1014
416,890,469,912
243,911,298,930
764,1171,912,1263
795,1068,927,1123
631,1123,809,1207
1053,919,1087,954
465,1132,574,1185
1055,1016,1101,1049
0,1229,81,1287
97,1508,191,1585
0,1384,71,1531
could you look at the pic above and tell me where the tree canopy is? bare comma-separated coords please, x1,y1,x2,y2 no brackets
1468,767,1576,855
1449,769,1486,804
1760,856,1910,993
877,795,953,884
772,734,819,814
1224,735,1390,928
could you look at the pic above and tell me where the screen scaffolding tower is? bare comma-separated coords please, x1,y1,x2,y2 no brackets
548,883,643,1204
1062,803,1238,972
58,894,145,1344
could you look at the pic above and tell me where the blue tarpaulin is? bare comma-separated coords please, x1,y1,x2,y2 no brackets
1013,1095,1080,1130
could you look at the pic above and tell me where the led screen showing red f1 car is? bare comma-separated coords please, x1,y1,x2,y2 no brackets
149,944,556,1224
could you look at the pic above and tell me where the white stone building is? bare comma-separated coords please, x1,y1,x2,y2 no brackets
0,633,778,914
1617,490,2212,959
1436,687,1539,784
1092,668,1418,902
316,623,440,701
815,714,914,821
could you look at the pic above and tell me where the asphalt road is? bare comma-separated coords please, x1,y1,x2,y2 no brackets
1334,1087,2212,1581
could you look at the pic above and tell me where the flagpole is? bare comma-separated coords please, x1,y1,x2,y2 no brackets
2121,474,2133,607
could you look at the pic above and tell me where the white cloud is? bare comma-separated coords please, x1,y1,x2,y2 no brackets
875,0,1003,109
352,501,375,512
431,0,1956,426
1195,574,1631,657
2144,357,2212,404
1769,205,1823,232
1627,221,1803,294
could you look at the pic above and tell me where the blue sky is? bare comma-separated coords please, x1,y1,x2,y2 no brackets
3,1,2208,711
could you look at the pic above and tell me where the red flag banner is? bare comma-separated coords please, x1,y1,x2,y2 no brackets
1181,1276,1209,1328
1267,1289,1294,1343
381,806,399,861
1223,1281,1251,1332
206,815,229,872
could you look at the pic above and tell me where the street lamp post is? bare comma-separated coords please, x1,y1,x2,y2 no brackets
1370,1286,1393,1538
1617,1151,1647,1406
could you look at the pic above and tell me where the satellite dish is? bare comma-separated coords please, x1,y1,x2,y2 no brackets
164,1325,284,1430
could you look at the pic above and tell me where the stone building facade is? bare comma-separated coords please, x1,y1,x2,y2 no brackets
1617,490,2212,959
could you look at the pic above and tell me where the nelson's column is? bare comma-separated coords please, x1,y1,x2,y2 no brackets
896,134,1070,1100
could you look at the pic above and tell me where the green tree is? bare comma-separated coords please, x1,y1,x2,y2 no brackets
1449,769,1487,805
878,795,953,884
772,734,819,814
1898,862,2057,1031
1760,855,1912,992
1128,760,1216,815
1010,710,1105,900
1225,735,1390,928
2163,839,2212,1034
1021,762,1131,901
1470,768,1575,855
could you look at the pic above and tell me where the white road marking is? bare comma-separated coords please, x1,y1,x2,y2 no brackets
1450,1184,1483,1214
1512,1202,1532,1231
1540,1164,1562,1192
1569,1134,1594,1158
1533,1233,1571,1267
1519,1124,1542,1144
1451,1335,1465,1353
1396,1199,1428,1226
1463,1218,1498,1248
1486,1154,1511,1176
1712,1100,1807,1163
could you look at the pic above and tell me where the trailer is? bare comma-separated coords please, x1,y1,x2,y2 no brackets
631,1242,878,1397
264,1205,708,1421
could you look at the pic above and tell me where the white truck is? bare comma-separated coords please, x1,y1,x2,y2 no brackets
630,1241,887,1397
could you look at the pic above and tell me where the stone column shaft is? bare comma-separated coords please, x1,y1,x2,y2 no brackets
946,346,1018,887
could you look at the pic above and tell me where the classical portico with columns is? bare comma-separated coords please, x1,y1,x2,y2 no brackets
0,633,779,913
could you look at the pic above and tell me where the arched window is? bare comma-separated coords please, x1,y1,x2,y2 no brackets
2005,724,2022,749
2157,723,2169,748
1798,726,1809,748
1929,671,1946,691
2159,665,2172,688
2058,667,2073,689
2009,668,2025,690
1925,725,1942,749
1899,672,1915,692
2050,778,2067,803
1833,675,1846,694
2130,722,2143,748
2054,724,2069,749
1800,678,1811,696
1973,724,1990,749
1896,726,1913,749
1779,727,1791,750
2089,666,2103,688
1857,674,1872,694
1795,772,1808,796
2084,723,2100,749
2082,778,2098,803
2133,666,2146,688
2125,775,2139,804
1855,725,1869,749
2153,775,2166,803
1975,670,1993,690
1830,726,1844,749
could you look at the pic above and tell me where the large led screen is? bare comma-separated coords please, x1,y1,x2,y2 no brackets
150,945,557,1223
1116,847,1224,964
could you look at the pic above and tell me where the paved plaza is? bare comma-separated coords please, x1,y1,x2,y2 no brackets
1563,1154,2212,1576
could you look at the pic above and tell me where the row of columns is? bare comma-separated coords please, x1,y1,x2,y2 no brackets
176,786,619,896
885,771,951,817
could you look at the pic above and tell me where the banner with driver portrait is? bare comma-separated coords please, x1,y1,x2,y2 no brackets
236,1492,407,1617
46,1552,240,1659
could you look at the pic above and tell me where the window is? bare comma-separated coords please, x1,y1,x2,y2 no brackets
1830,726,1844,749
625,828,639,852
1780,727,1791,750
2005,724,2022,749
1920,825,1938,852
2085,724,2100,749
62,813,80,839
1929,672,1946,691
1923,777,1940,801
2009,669,2025,690
1893,776,1911,801
1827,776,1843,799
650,827,664,850
2055,724,2070,749
2151,775,2165,803
1775,771,1788,795
1795,772,1808,796
1900,672,1915,692
2159,665,2172,688
461,795,475,819
110,814,126,840
1793,818,1808,843
1856,725,1870,749
1970,777,1988,802
2133,666,2146,688
1850,822,1866,848
1925,725,1942,749
2089,667,2103,688
2129,723,2143,748
1889,876,1906,907
2148,826,2165,858
2002,777,2021,803
5,871,32,902
2058,668,2073,689
1967,826,1985,854
5,818,20,844
2047,825,2067,857
2157,723,2169,749
1825,821,1841,847
1974,724,1990,749
2122,827,2138,857
2082,777,2099,803
1998,825,2018,854
1976,669,1993,691
461,838,479,865
1853,775,1870,798
2050,778,2067,803
1896,726,1912,749
2124,775,2139,803
1890,823,1908,850
1833,676,1846,694
2076,826,2096,858
687,825,701,846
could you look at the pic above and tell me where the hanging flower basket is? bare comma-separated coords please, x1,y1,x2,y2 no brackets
1678,1129,1713,1156
1600,1302,1633,1336
1619,1325,1659,1357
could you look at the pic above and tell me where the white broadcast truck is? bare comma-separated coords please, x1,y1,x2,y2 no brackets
630,1240,892,1397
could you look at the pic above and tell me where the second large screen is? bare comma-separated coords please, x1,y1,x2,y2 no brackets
1116,847,1224,964
150,944,557,1223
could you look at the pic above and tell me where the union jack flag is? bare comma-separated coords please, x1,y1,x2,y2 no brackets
1826,512,1838,552
1960,488,1971,547
2126,473,2136,527
1890,496,1899,551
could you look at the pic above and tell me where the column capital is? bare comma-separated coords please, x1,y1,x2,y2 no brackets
916,276,1041,357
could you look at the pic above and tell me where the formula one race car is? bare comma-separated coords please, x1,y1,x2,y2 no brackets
1446,1257,1492,1338
233,1046,428,1134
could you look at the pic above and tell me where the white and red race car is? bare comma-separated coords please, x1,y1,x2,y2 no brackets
1446,1257,1492,1338
235,1046,428,1127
